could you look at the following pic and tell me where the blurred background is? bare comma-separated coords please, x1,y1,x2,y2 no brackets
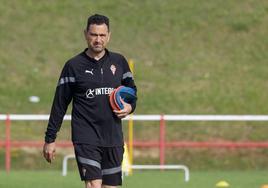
0,0,268,187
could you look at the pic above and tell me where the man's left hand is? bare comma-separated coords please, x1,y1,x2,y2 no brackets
113,98,132,118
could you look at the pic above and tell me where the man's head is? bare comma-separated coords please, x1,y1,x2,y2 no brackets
84,14,111,55
86,14,110,32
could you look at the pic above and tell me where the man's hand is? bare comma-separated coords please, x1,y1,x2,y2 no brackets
113,98,132,119
43,142,56,163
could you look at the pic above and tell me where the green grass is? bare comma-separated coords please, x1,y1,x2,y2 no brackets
0,0,268,114
1,0,268,171
0,170,268,188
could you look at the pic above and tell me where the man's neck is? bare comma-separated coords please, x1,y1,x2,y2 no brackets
86,49,105,61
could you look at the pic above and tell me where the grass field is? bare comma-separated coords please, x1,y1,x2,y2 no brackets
1,0,268,172
1,0,268,114
1,170,268,188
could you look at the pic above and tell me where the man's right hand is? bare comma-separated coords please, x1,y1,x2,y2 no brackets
43,142,56,163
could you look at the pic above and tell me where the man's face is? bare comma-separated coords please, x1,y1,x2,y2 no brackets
84,24,110,53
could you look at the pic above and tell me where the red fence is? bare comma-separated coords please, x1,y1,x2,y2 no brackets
1,114,268,173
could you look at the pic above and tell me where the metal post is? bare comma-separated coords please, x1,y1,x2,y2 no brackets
159,115,165,165
5,114,11,173
128,114,133,174
128,59,135,174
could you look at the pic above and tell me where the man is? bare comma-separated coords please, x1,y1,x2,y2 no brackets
43,14,137,188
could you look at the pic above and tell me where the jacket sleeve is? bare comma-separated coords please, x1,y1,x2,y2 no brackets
45,62,75,143
121,57,137,113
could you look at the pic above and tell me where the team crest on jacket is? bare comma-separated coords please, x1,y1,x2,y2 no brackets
110,64,116,75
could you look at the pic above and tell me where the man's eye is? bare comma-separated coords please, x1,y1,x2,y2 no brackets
90,33,106,37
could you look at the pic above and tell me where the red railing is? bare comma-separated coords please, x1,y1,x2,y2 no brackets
5,114,11,173
1,114,268,173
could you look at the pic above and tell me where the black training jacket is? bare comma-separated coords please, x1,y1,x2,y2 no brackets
45,49,137,147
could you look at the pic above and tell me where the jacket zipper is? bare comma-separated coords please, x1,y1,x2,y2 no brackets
101,67,104,83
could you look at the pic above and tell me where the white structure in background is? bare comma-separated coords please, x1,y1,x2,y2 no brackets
28,96,40,103
61,154,190,182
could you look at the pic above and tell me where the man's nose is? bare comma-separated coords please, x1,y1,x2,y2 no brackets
96,35,101,42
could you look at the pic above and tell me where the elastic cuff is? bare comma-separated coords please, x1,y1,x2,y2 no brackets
130,103,136,114
45,136,55,143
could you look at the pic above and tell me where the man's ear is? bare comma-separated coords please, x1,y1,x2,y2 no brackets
107,32,111,42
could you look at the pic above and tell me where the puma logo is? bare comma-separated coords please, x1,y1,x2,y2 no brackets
85,69,94,75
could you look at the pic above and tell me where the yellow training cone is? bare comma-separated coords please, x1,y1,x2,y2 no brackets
261,185,268,188
216,180,230,187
